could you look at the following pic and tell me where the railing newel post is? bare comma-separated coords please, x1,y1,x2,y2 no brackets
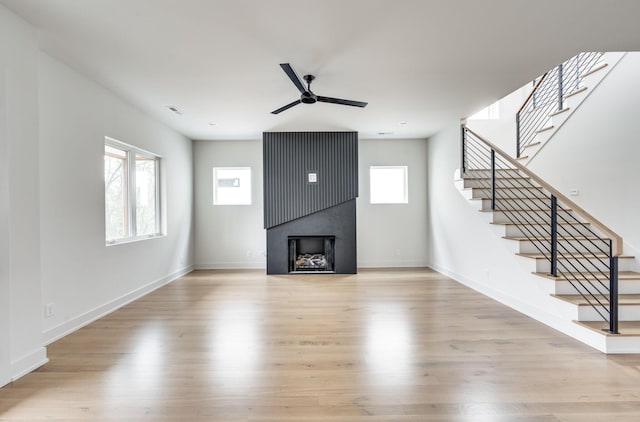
461,125,466,174
609,245,619,334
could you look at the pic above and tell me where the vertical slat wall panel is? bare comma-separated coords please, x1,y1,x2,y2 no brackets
263,132,358,229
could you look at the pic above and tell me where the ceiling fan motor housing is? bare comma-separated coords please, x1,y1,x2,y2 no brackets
301,91,317,104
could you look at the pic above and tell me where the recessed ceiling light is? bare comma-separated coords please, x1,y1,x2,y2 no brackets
378,131,394,135
399,121,407,125
209,122,217,126
167,106,182,116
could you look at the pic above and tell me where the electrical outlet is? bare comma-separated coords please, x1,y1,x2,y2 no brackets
44,303,55,318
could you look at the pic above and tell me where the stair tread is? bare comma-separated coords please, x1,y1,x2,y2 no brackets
522,141,542,150
474,186,544,190
553,293,640,306
480,208,573,213
504,235,600,241
535,125,555,134
580,62,608,78
549,107,570,117
575,320,640,337
517,252,634,259
565,86,588,98
492,221,587,226
533,271,640,281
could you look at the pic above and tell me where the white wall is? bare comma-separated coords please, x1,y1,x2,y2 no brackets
527,52,640,259
193,137,429,269
0,4,195,385
0,5,46,384
357,138,429,267
38,52,195,343
0,61,11,387
193,140,266,269
466,84,530,156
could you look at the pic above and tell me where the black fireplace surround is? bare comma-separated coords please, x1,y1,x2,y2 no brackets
263,132,358,274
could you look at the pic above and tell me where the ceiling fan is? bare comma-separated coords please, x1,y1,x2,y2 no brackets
271,63,368,114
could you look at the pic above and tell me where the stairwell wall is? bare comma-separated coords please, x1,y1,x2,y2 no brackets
426,121,565,327
527,52,640,264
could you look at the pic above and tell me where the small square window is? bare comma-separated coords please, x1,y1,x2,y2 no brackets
370,166,408,204
213,167,252,205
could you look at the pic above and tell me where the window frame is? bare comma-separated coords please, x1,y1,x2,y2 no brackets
104,137,163,246
369,165,409,205
212,166,252,206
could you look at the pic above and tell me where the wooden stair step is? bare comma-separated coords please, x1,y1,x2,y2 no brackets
552,294,640,306
575,320,640,336
492,221,586,227
517,252,634,260
565,86,588,99
522,141,542,150
533,271,640,281
580,62,608,78
549,107,570,117
504,235,600,242
480,208,572,213
535,125,555,134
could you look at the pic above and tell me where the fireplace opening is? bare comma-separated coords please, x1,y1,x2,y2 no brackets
288,236,335,273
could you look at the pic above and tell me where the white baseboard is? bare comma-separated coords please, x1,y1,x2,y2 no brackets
358,260,429,268
11,346,48,383
195,262,266,270
42,265,194,346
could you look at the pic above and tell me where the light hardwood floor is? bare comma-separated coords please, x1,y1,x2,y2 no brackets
2,268,640,421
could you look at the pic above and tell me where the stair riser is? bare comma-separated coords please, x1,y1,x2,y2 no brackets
464,179,537,188
503,224,598,239
481,198,551,211
517,240,613,255
533,258,633,273
577,305,640,322
463,169,522,178
555,280,640,295
472,190,547,200
491,210,573,224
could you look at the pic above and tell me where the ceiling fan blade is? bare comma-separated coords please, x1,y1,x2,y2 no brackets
317,96,368,108
280,63,306,94
271,99,301,114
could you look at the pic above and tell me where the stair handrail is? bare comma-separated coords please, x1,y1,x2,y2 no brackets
516,71,549,115
463,125,623,256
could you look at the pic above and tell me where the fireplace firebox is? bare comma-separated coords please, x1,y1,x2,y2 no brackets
288,236,335,273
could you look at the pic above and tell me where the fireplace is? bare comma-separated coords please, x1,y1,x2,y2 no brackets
288,236,335,273
263,131,358,274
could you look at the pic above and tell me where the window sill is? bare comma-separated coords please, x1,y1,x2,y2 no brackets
106,233,165,247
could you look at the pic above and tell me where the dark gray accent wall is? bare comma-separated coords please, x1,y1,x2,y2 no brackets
263,131,358,229
266,200,357,274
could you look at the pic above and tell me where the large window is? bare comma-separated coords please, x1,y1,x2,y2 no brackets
370,166,408,204
213,167,252,205
104,138,162,244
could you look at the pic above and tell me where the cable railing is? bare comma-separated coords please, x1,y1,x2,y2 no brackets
516,52,604,158
461,125,621,333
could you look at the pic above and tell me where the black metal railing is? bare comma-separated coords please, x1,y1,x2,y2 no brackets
462,125,621,333
516,52,604,158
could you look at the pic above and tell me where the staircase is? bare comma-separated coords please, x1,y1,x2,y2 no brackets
456,126,640,353
516,52,626,164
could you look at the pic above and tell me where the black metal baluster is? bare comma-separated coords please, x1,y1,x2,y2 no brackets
557,63,564,111
609,243,619,334
516,114,521,158
461,126,466,174
490,149,496,210
550,195,558,277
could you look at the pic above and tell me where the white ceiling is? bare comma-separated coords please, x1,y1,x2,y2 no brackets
3,0,640,141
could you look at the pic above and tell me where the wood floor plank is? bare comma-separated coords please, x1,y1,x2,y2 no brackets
1,268,640,421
